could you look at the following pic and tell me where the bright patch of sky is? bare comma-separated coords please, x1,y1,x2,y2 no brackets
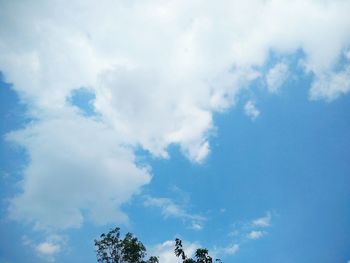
1,0,350,262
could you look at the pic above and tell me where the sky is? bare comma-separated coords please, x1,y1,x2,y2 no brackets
0,0,350,262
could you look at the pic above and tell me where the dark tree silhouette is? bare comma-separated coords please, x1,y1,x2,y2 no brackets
94,227,159,263
174,238,222,263
94,227,221,263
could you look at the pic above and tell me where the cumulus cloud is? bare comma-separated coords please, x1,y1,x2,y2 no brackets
244,100,260,120
7,109,151,229
266,63,289,93
144,196,205,230
1,0,350,231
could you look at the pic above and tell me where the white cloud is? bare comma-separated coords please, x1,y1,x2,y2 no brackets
247,230,265,240
150,240,199,263
309,64,350,101
266,63,289,93
252,212,272,227
0,0,350,230
210,243,239,259
229,211,272,241
22,234,65,262
244,100,260,120
144,196,205,229
7,109,150,229
223,244,239,255
222,212,273,257
190,222,203,231
151,239,235,262
35,242,60,262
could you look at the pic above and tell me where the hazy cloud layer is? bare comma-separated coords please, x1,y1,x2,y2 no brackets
1,0,350,230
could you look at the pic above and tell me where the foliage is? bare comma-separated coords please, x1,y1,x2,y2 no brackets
94,227,159,263
94,227,221,263
174,238,222,263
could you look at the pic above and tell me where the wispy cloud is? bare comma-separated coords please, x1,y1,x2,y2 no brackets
252,212,272,227
190,222,203,231
146,212,271,260
22,234,66,262
244,100,260,121
247,230,266,240
144,196,205,230
223,244,240,255
223,211,273,257
35,242,60,262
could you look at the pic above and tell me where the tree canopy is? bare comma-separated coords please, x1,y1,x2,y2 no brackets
94,227,220,263
94,227,159,263
174,238,221,263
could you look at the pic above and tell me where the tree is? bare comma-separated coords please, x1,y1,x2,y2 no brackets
174,238,221,263
94,227,159,263
94,227,221,263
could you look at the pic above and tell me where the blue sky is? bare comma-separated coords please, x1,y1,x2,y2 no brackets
1,1,350,263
